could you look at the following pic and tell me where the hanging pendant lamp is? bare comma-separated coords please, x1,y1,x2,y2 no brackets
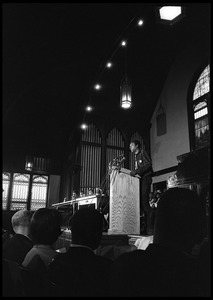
120,76,132,109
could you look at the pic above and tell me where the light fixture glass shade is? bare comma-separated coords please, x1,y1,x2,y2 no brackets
80,123,88,130
159,6,181,21
120,77,132,109
158,6,184,25
25,155,33,171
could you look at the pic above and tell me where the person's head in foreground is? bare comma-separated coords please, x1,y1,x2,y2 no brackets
153,187,206,254
70,207,103,250
30,208,62,246
11,209,32,236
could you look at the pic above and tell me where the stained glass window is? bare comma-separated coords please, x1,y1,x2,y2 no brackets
10,173,30,210
2,172,10,210
30,175,48,210
192,65,210,149
193,65,210,101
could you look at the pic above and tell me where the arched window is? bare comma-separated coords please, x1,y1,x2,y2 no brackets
106,128,125,168
190,64,210,149
2,172,10,210
3,171,49,211
30,175,48,210
80,123,102,194
105,128,125,192
10,173,30,210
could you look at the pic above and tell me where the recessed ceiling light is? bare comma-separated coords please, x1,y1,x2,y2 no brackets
106,62,112,68
94,84,101,90
81,124,88,130
138,19,144,26
86,106,92,111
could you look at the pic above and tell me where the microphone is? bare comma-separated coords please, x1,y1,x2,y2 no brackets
117,156,126,166
113,154,125,161
120,156,126,162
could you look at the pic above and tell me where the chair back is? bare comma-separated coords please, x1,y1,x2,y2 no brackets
19,265,48,297
3,259,23,296
3,258,16,296
3,258,50,297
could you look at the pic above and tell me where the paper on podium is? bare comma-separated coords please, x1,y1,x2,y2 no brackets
119,167,141,179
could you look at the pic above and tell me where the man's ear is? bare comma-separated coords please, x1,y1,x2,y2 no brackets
12,226,17,233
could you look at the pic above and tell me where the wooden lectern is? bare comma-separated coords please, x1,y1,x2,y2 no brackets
108,167,140,235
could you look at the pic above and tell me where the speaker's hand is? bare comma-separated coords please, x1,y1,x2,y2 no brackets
130,170,136,176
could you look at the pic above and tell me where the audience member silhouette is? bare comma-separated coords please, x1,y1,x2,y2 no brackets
22,208,63,273
196,238,210,296
3,210,34,264
2,227,13,243
109,187,206,297
47,207,112,297
149,190,161,231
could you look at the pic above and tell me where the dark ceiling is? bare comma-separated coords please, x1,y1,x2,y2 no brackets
3,3,210,161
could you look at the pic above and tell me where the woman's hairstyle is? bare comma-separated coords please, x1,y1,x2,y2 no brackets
30,208,62,245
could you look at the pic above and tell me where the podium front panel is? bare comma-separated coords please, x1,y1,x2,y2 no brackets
108,168,140,235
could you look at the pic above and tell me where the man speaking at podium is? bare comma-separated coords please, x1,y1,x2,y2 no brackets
129,140,153,235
